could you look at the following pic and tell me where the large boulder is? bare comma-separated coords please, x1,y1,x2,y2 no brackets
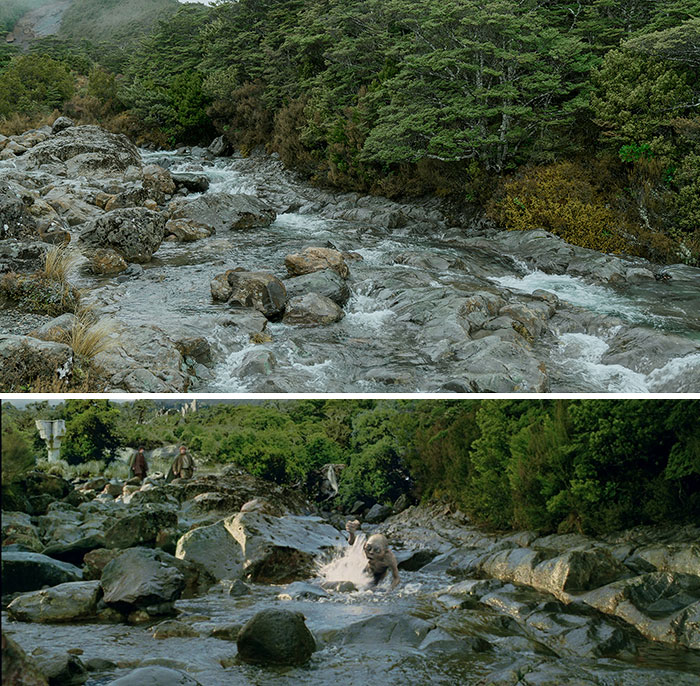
175,520,244,582
79,208,165,263
211,270,287,319
107,666,202,685
20,125,141,178
1,511,43,552
284,247,350,279
237,609,316,666
581,571,700,649
283,269,351,306
7,580,101,623
103,505,178,549
1,632,49,686
33,653,87,686
141,164,176,197
168,193,275,232
170,172,209,193
0,180,40,239
225,512,345,582
1,551,83,593
100,547,185,610
282,293,344,326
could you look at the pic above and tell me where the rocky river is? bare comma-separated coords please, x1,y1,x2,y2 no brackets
2,122,700,392
2,467,699,685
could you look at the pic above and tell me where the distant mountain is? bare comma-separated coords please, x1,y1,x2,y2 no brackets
3,0,179,50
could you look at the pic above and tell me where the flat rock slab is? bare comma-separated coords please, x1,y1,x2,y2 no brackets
8,581,101,623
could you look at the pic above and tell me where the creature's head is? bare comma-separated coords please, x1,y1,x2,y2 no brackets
364,533,388,561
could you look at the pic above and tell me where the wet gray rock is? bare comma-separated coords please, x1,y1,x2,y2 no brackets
170,172,209,193
80,208,165,263
238,349,276,376
333,613,433,647
283,269,351,306
175,519,245,581
1,511,43,552
107,666,202,685
164,218,213,242
1,551,83,593
237,608,316,665
20,125,140,178
33,653,87,686
212,269,287,319
103,505,177,549
100,547,185,609
277,581,329,600
0,180,40,239
51,117,74,134
151,619,199,639
225,511,345,582
1,632,49,686
208,135,229,157
283,293,345,325
365,503,393,523
7,581,102,623
168,192,275,232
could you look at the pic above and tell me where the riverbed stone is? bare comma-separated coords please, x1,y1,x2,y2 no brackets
51,117,74,134
1,551,83,593
237,608,316,666
107,666,202,685
284,246,350,279
170,172,209,193
282,293,344,325
79,208,165,263
7,580,102,623
333,613,433,647
2,633,49,685
222,270,287,318
224,511,345,582
100,547,185,609
365,503,393,523
103,504,178,549
21,125,140,178
2,511,43,552
168,192,275,232
283,269,351,306
87,248,129,275
164,218,213,242
151,619,199,639
175,519,245,582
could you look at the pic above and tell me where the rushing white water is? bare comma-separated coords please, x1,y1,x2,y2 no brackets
72,149,700,392
492,271,667,326
318,533,371,589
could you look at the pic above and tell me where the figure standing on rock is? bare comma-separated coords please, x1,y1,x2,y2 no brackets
167,445,195,482
346,519,400,591
129,447,148,481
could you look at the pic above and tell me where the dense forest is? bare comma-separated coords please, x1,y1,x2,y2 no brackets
0,0,698,264
3,399,699,536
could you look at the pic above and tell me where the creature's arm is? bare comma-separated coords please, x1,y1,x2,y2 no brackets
345,519,360,545
388,551,400,590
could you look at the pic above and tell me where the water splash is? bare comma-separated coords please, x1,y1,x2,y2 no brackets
318,533,371,589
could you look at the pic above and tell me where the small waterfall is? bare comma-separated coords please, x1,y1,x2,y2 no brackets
318,533,370,588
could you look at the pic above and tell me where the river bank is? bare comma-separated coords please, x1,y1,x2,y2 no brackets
1,122,700,392
2,465,699,685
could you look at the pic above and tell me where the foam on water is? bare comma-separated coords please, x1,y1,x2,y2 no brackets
492,271,665,326
343,293,395,330
318,533,371,589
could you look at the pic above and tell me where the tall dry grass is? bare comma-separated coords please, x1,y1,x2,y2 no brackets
39,245,81,283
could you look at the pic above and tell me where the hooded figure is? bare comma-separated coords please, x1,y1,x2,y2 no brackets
129,447,148,481
167,445,194,482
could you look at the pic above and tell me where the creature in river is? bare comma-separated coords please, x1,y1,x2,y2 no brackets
346,520,400,590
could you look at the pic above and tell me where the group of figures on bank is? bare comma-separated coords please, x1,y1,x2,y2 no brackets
128,445,195,483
